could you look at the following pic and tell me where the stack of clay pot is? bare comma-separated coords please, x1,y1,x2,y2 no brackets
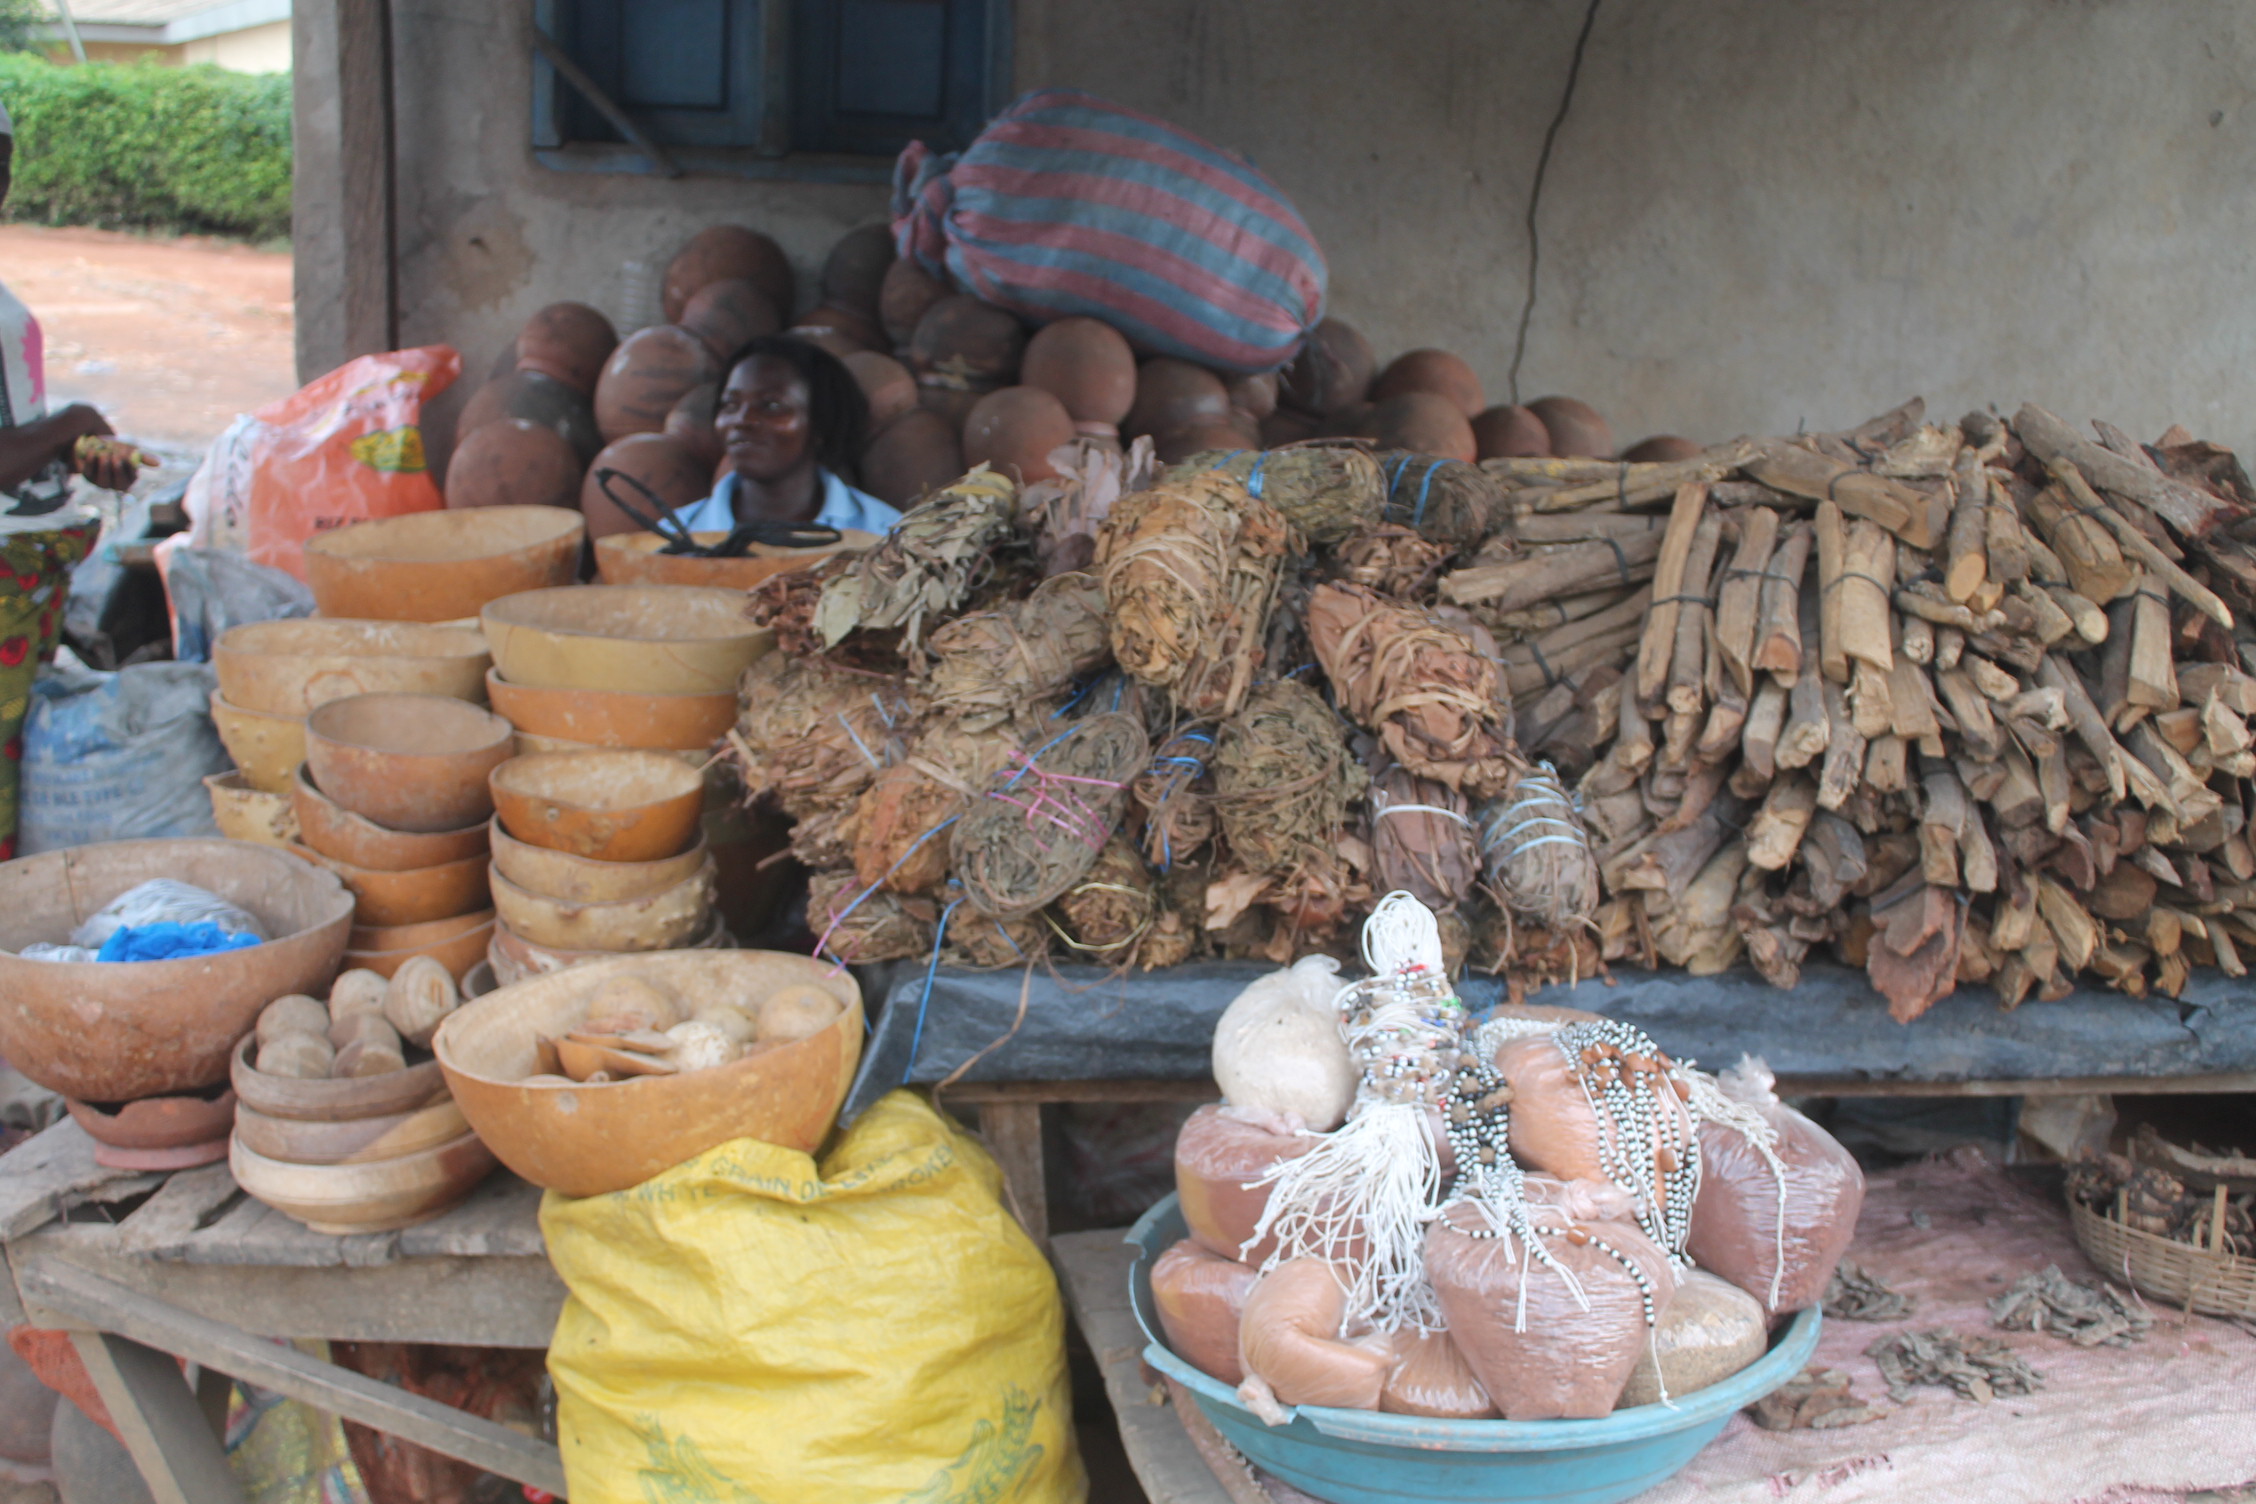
229,962,495,1233
290,692,514,981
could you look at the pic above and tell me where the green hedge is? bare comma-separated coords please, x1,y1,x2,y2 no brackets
0,54,291,240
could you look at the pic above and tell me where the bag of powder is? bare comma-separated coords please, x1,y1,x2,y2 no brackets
1376,1326,1496,1419
1151,1239,1260,1385
1616,1268,1768,1407
1235,1259,1389,1420
1210,955,1355,1132
1174,1104,1319,1265
1686,1057,1865,1317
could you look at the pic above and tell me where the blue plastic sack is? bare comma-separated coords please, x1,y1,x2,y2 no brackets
96,922,261,963
18,661,229,854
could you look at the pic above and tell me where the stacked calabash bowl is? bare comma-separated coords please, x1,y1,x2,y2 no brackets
301,506,586,624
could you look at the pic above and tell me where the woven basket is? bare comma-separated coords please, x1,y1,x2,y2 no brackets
2069,1197,2256,1319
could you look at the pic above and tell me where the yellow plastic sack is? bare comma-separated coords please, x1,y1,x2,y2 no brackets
543,1089,1086,1504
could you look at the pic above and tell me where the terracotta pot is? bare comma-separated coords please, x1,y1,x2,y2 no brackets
859,406,964,508
292,843,492,928
215,619,490,718
962,386,1076,483
481,585,770,695
1127,358,1232,440
435,950,861,1196
790,302,886,355
0,840,352,1101
305,506,585,623
663,225,793,325
205,771,301,848
910,295,1025,388
581,433,712,541
488,855,714,952
458,369,603,464
233,1096,468,1166
879,256,947,347
1472,404,1552,460
844,350,918,429
1622,435,1703,464
484,668,734,751
444,419,583,511
489,751,704,862
591,528,874,592
230,1034,447,1122
1528,396,1616,459
304,694,515,834
822,222,895,317
1372,391,1478,462
210,692,306,795
486,909,727,986
664,382,724,468
230,1130,496,1234
1022,317,1137,427
594,326,720,443
66,1089,237,1150
490,817,708,904
294,765,492,872
1279,317,1376,418
1372,349,1486,419
516,301,618,394
678,277,781,362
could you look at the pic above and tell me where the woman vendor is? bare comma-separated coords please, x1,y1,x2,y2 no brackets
669,334,902,536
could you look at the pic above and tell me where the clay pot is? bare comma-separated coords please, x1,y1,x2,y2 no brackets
234,1096,469,1165
488,856,714,952
458,369,603,465
1226,370,1279,421
594,325,719,443
1155,417,1260,464
294,765,491,872
230,1130,496,1234
909,294,1026,388
293,843,492,928
790,303,886,354
516,301,618,394
445,418,582,511
1372,391,1478,461
844,350,918,429
962,386,1076,483
216,618,490,718
664,382,725,468
1279,318,1376,416
580,433,713,541
304,693,515,834
821,222,896,318
678,278,781,363
860,408,963,507
486,908,727,986
1623,434,1703,464
485,667,735,752
1472,404,1552,460
490,751,705,862
1528,395,1615,459
1021,317,1137,427
210,692,305,795
231,1034,446,1122
342,909,495,982
916,382,984,433
482,584,771,695
663,225,793,325
1372,349,1485,419
0,839,353,1101
879,256,948,347
1259,406,1326,448
590,528,872,592
205,771,300,848
1127,358,1231,439
66,1090,237,1169
490,816,710,904
304,506,585,624
434,949,862,1196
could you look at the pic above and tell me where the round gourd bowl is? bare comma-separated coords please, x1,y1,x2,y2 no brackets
435,949,862,1197
305,694,515,834
210,693,307,795
484,668,734,752
66,1089,238,1152
343,909,496,982
230,1131,496,1234
487,856,714,952
592,528,874,590
489,751,704,862
0,840,353,1101
487,909,727,986
291,844,490,928
214,619,491,717
480,585,770,694
233,1096,469,1165
293,765,490,872
488,817,707,904
231,1034,446,1122
205,772,301,848
304,506,585,623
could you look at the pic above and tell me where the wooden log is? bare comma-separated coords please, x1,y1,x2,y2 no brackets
1751,525,1813,680
1667,513,1726,716
1525,448,1752,512
1837,517,1897,681
1887,652,1944,746
1918,762,1968,886
2025,484,2136,605
1486,585,1639,639
2013,402,2245,541
1745,440,1948,548
1747,776,1818,870
1500,620,1645,700
1901,614,1935,666
1776,668,1831,771
1945,449,1989,600
1635,484,1710,711
2045,453,2235,628
2125,576,2179,718
1742,678,1789,780
1935,625,1965,670
1934,666,2004,760
1865,732,1909,794
1715,505,1779,700
1985,472,2032,585
1817,678,1867,811
1961,797,2000,892
1511,513,1671,545
1439,531,1661,610
2045,585,2109,644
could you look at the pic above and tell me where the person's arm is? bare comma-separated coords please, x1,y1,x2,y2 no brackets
0,403,134,493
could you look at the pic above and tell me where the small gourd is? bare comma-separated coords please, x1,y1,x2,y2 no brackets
383,956,459,1048
257,994,329,1045
664,1019,739,1073
755,984,841,1044
329,968,390,1020
583,973,683,1033
693,1004,757,1046
256,1033,333,1080
333,1014,405,1078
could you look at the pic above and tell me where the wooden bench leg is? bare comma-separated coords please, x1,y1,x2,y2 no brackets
69,1331,249,1504
983,1100,1050,1251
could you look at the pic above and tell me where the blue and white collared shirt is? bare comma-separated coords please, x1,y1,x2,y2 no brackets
668,468,902,537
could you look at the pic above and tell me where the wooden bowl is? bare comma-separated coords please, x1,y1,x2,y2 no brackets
0,840,352,1102
592,529,874,591
230,1035,446,1122
489,751,704,862
230,1130,496,1234
291,844,490,929
210,693,306,795
487,856,714,952
343,910,496,982
487,910,727,986
305,694,515,833
233,1097,469,1165
293,765,490,872
435,950,861,1196
484,668,734,752
304,506,585,623
480,585,770,695
205,771,301,848
488,817,707,904
214,619,491,717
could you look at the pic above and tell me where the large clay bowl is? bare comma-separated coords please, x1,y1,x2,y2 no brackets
230,1034,445,1122
305,694,515,833
205,772,301,848
0,840,353,1101
489,751,703,862
66,1089,237,1151
304,506,585,623
343,910,496,982
484,668,733,751
488,817,707,904
291,844,490,928
230,1131,496,1234
436,950,862,1196
214,619,491,717
210,693,306,795
480,585,770,695
293,766,490,873
486,910,727,985
487,856,714,952
233,1096,469,1165
592,529,875,590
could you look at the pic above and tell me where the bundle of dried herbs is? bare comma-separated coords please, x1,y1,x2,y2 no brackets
1376,451,1504,546
1477,764,1600,932
808,868,933,964
1050,835,1157,963
730,653,921,818
1170,441,1384,543
745,553,853,659
1988,1266,2151,1347
1135,863,1210,970
1867,1330,2041,1404
1213,678,1366,878
1132,725,1218,871
950,711,1150,919
938,879,1052,969
850,718,1023,894
1369,763,1478,912
1333,523,1449,598
923,572,1112,731
1306,581,1521,796
815,466,1018,651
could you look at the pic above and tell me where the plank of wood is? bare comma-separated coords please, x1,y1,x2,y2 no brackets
173,1195,400,1269
946,1078,1222,1104
396,1173,546,1260
70,1330,248,1504
114,1165,243,1261
980,1102,1049,1250
0,1119,164,1240
1775,1071,2256,1099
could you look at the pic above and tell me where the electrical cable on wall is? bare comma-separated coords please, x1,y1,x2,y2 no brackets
1508,0,1606,405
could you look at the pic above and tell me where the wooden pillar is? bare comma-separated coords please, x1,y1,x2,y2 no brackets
292,0,397,382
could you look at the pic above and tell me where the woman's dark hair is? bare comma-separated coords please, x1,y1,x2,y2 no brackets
723,334,869,480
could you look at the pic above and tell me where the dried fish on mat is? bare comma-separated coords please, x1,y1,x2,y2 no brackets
1748,1367,1885,1431
1172,441,1384,543
1306,582,1521,797
1332,523,1449,598
808,869,933,964
1866,1329,2042,1404
1132,725,1219,871
1023,434,1157,577
1213,679,1367,879
922,572,1112,731
1049,835,1157,963
850,718,1023,894
1477,764,1599,932
1988,1265,2151,1347
937,879,1051,970
1823,1262,1916,1322
1369,764,1478,912
1376,451,1504,546
730,653,921,818
951,711,1149,919
815,466,1018,650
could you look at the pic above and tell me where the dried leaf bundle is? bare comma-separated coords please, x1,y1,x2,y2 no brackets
731,653,921,818
1478,765,1600,931
939,879,1052,969
1132,725,1218,870
815,466,1018,650
1333,523,1449,598
809,868,933,964
1173,441,1384,542
922,572,1112,731
1306,582,1521,797
1376,451,1504,545
950,710,1150,918
1213,678,1366,877
1369,764,1478,911
1050,834,1158,961
1023,434,1158,577
850,717,1022,894
744,555,850,658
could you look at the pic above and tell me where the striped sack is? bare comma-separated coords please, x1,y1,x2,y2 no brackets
892,88,1327,375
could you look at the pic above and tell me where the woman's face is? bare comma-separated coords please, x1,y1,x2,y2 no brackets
718,354,813,483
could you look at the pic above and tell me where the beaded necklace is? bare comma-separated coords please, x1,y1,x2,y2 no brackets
1549,1018,1701,1264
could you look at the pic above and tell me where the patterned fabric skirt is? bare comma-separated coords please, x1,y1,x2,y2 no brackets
0,518,98,859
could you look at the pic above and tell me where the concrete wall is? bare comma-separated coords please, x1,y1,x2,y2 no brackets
181,19,292,72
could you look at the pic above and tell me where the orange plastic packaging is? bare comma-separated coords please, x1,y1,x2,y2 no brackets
1175,1104,1319,1265
1687,1060,1865,1316
1377,1326,1496,1419
1151,1239,1260,1385
1236,1259,1389,1412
